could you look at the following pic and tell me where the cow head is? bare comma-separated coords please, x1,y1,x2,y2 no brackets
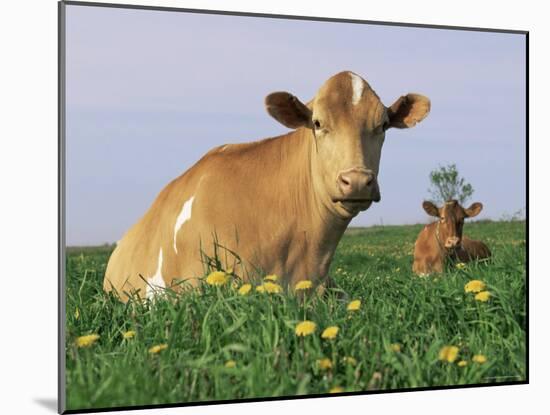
265,71,431,219
423,200,483,250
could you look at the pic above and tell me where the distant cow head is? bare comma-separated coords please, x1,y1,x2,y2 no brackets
265,71,431,219
423,200,483,250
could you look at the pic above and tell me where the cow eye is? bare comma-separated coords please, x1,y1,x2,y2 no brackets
313,119,321,129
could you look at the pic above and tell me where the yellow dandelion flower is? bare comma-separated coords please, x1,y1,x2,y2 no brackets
264,281,283,293
75,334,100,348
256,281,283,294
457,360,468,367
390,343,401,353
456,262,467,270
148,343,168,354
238,284,252,296
329,386,344,393
295,280,313,290
206,271,228,286
472,354,487,364
438,345,459,363
347,300,361,311
342,356,357,366
464,280,486,293
226,268,234,274
295,320,316,336
224,359,236,368
264,274,278,282
317,358,333,370
321,326,339,340
122,330,136,339
475,291,491,302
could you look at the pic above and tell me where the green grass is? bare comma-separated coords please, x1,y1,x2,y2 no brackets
65,220,526,411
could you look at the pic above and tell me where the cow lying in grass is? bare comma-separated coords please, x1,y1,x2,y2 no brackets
103,71,431,301
412,200,491,275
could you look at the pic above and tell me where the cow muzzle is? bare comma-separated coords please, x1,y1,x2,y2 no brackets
444,236,461,249
336,167,380,203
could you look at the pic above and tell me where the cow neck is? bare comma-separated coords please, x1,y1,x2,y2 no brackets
269,128,317,218
265,127,349,255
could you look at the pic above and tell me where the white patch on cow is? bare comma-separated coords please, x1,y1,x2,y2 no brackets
349,72,364,105
173,195,195,254
146,248,165,299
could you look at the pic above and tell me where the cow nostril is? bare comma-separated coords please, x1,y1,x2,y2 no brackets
337,174,354,196
337,171,377,197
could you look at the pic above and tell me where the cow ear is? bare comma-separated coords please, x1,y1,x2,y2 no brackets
387,93,431,129
422,201,439,217
265,92,312,129
464,202,483,218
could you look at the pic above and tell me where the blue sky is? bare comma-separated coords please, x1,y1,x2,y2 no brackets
65,5,526,246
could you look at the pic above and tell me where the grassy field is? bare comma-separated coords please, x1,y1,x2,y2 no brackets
65,220,526,411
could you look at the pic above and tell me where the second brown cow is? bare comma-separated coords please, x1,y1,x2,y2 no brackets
412,200,491,275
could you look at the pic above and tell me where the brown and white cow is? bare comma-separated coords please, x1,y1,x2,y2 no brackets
103,71,431,301
412,200,491,275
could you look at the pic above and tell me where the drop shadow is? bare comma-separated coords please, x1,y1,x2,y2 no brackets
34,398,57,412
